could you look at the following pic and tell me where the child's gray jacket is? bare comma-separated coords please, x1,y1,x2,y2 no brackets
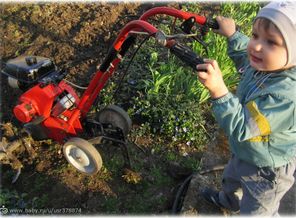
212,31,296,168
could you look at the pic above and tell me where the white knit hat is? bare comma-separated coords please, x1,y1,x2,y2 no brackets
256,1,296,66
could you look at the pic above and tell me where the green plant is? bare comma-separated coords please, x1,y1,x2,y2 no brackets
101,197,119,214
129,94,208,148
0,188,47,210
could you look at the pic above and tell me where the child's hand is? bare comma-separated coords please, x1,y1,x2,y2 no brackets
196,59,229,99
214,16,236,38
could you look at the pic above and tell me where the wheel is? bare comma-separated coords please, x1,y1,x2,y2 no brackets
97,105,132,136
63,137,102,175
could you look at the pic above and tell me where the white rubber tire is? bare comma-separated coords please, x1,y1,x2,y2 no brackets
63,137,102,175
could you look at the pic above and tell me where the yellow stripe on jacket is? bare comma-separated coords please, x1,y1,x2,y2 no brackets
246,101,271,136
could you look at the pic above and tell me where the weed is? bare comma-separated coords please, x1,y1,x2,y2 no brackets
0,188,47,211
101,196,119,214
149,165,172,187
129,94,208,149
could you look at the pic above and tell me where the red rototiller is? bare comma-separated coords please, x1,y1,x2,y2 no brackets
1,7,218,178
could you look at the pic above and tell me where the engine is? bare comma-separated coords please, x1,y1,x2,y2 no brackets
2,55,82,141
2,56,60,91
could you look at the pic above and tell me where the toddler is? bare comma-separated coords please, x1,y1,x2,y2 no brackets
197,1,296,215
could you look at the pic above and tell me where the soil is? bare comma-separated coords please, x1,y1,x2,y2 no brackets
0,2,295,216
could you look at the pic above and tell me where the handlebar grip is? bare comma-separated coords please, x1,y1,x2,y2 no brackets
169,42,204,71
206,17,219,29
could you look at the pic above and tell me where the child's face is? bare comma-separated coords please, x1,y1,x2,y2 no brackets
247,19,290,72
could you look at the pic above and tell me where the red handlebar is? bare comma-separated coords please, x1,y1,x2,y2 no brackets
113,20,158,51
113,7,208,51
140,7,207,25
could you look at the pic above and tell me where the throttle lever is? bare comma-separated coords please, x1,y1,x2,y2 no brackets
206,17,219,29
206,17,240,31
168,41,205,71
